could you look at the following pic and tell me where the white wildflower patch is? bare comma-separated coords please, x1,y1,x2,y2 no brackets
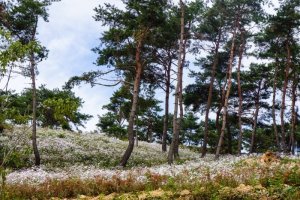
5,154,250,185
6,167,68,185
2,127,300,187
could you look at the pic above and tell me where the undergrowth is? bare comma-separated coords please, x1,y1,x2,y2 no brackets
2,157,300,199
0,128,299,199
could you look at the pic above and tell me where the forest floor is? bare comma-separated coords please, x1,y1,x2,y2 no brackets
0,128,300,199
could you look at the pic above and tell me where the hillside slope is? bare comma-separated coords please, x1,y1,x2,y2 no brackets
0,128,299,199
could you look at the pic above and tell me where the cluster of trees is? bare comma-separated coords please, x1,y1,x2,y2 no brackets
68,0,300,166
0,0,90,166
1,0,300,168
0,86,91,131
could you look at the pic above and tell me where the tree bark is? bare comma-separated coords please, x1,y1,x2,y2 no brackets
175,18,190,158
272,60,280,150
120,38,143,167
147,118,153,143
213,84,225,154
215,83,224,138
215,105,222,136
215,20,238,160
168,0,184,164
215,59,230,154
280,40,291,153
249,80,262,154
290,74,297,154
30,54,40,166
135,115,138,147
237,30,245,156
162,60,171,152
176,69,183,158
175,35,187,158
226,117,232,154
201,30,221,158
30,18,40,166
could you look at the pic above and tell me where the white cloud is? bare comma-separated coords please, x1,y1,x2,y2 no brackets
4,0,280,131
2,0,125,131
36,0,126,131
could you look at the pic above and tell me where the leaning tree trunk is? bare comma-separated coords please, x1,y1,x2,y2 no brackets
280,40,291,153
162,60,171,152
215,105,222,136
237,30,245,156
215,84,224,137
120,38,144,167
218,47,232,128
135,115,138,147
215,20,238,160
272,59,280,150
168,0,184,164
249,80,262,154
226,116,232,154
212,84,225,154
201,30,221,158
214,60,230,154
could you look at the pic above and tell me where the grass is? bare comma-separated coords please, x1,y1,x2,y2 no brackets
0,127,300,199
0,127,199,170
3,162,300,199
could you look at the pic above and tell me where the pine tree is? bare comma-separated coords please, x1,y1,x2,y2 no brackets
2,0,57,166
93,0,168,167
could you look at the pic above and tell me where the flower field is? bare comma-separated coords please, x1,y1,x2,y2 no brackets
0,128,300,199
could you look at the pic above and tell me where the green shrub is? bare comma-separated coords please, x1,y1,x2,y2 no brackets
57,133,66,138
0,148,32,169
284,165,300,186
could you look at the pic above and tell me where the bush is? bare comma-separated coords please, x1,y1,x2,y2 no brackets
0,148,32,169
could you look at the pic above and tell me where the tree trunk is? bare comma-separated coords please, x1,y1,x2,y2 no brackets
135,115,138,147
272,60,280,150
175,70,183,158
216,105,222,136
168,0,184,164
201,30,221,158
290,74,297,154
120,38,143,167
30,19,40,166
175,16,190,158
280,40,291,153
135,133,138,147
226,118,232,154
214,63,230,155
237,30,245,156
30,54,40,166
215,84,224,137
249,80,262,154
217,48,231,141
175,36,186,158
147,118,153,143
215,21,238,160
162,60,171,152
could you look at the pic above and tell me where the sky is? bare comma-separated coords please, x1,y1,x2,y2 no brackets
7,0,123,131
8,0,186,131
5,0,279,131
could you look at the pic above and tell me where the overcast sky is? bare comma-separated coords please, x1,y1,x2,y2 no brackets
8,0,279,131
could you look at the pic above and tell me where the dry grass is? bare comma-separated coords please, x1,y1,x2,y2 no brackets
1,128,300,199
1,155,300,200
